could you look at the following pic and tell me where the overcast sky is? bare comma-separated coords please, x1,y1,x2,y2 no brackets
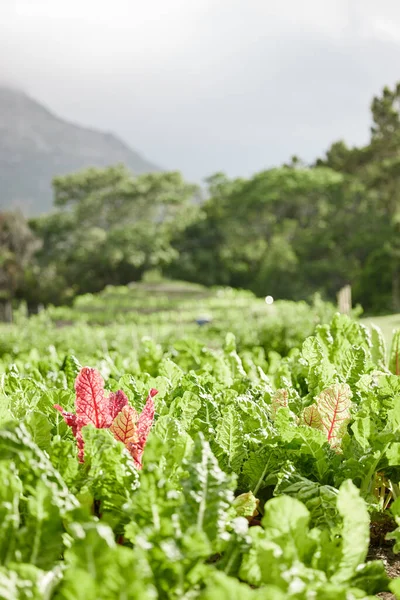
2,0,400,181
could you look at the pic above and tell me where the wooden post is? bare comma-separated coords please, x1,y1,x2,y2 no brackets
337,285,352,315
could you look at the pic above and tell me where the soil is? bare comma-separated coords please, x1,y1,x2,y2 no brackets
368,544,400,599
369,517,400,599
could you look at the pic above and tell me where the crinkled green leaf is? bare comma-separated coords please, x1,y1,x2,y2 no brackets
275,469,339,530
159,358,183,388
339,346,367,387
241,446,284,495
19,480,65,569
80,426,139,523
59,522,156,600
168,390,201,430
301,337,336,397
181,434,235,544
61,354,82,390
331,480,370,584
214,405,245,472
370,325,387,370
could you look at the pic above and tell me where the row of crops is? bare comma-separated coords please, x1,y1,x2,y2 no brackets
0,283,399,598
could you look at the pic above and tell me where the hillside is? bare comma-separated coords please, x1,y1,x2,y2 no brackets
0,86,161,215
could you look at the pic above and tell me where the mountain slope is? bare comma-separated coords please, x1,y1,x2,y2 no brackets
0,86,161,215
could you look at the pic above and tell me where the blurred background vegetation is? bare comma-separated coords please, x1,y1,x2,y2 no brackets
2,82,400,317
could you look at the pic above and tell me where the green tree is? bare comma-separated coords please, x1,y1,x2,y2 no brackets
0,211,39,319
318,83,400,311
170,167,372,304
31,165,199,300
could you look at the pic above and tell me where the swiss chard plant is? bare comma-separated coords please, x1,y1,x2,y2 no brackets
54,366,157,468
0,308,399,597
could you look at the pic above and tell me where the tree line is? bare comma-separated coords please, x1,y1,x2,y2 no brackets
1,81,400,316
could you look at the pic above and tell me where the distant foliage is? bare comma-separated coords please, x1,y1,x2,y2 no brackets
9,81,400,315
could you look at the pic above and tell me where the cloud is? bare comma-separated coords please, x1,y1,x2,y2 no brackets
1,0,400,180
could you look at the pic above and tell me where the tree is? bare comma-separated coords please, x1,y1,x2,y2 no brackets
317,83,400,311
368,84,400,311
31,165,199,300
170,166,372,303
0,211,39,320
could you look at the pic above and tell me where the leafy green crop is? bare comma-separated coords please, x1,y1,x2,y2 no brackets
0,299,400,597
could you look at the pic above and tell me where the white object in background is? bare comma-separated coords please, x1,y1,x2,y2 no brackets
265,296,274,305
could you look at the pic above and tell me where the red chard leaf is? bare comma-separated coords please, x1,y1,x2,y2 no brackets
75,367,112,429
54,404,86,463
110,405,138,444
109,389,130,420
54,369,157,467
136,388,157,441
301,383,352,451
125,388,158,469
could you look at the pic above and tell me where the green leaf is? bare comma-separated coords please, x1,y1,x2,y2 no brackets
61,354,82,390
152,416,193,472
24,412,52,452
159,358,183,387
261,495,312,561
0,462,22,565
273,406,297,442
390,577,400,598
241,446,284,495
0,393,12,426
215,405,244,472
301,336,336,396
19,480,65,569
239,528,280,587
291,425,331,481
231,492,259,518
386,442,400,466
0,422,79,513
347,560,389,595
0,564,62,600
60,522,155,600
331,480,370,584
124,435,180,542
181,433,235,545
81,426,139,524
168,390,201,430
190,395,221,437
240,496,318,589
0,567,19,600
199,570,284,600
386,497,400,552
339,346,367,387
275,469,339,530
389,329,400,375
351,413,371,451
370,325,387,369
0,375,47,419
235,394,271,434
